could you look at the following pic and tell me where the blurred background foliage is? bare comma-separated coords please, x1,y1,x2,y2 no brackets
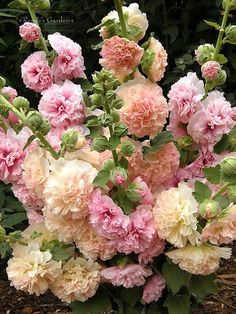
0,0,236,103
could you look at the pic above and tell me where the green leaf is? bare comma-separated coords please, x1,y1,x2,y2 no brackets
204,20,219,30
23,135,36,151
102,159,115,172
214,134,230,154
109,135,121,150
162,25,179,43
119,156,128,169
51,247,71,261
120,287,142,307
71,291,111,314
203,165,221,184
0,187,5,209
193,181,212,203
0,38,7,46
143,131,174,155
214,195,230,209
162,262,189,294
0,242,11,259
164,295,191,314
221,172,236,183
119,193,134,214
93,170,110,187
216,54,228,64
189,274,218,302
2,212,27,228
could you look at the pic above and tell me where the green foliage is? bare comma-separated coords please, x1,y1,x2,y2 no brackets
164,295,191,314
142,131,174,155
162,261,189,294
193,181,212,203
203,165,221,184
188,274,218,302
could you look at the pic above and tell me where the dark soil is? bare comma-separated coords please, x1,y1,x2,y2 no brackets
0,244,235,314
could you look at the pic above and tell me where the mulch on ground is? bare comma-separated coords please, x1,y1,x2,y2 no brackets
0,244,235,314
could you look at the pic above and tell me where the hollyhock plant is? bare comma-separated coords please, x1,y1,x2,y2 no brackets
21,51,53,92
39,80,85,128
19,22,41,43
117,77,168,137
1,0,236,313
48,33,86,81
100,36,144,80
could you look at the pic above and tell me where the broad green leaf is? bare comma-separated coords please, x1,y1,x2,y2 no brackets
164,295,191,314
93,170,110,187
188,274,218,302
162,25,179,43
216,54,228,64
162,262,189,294
203,165,221,184
109,135,121,150
143,131,174,155
71,291,111,314
221,172,236,183
193,181,212,203
2,212,27,228
51,247,71,261
120,287,142,307
119,156,128,170
102,159,115,172
214,134,230,154
214,195,230,209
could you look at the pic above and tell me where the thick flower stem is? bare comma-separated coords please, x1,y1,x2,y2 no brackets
211,182,232,200
213,4,230,60
114,0,128,38
0,94,59,160
26,4,50,55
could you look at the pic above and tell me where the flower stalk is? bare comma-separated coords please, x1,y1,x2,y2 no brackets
0,94,59,160
114,0,128,38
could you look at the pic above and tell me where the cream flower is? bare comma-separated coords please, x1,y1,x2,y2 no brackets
51,257,101,303
22,221,57,245
43,159,97,219
202,204,236,244
153,182,200,247
166,244,232,275
7,242,61,295
22,147,49,198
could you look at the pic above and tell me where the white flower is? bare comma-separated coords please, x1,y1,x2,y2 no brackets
43,159,97,219
153,182,200,247
166,244,232,275
51,257,101,303
7,242,61,295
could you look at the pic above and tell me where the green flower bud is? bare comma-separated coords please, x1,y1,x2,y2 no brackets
12,96,30,111
28,0,50,10
26,111,44,130
92,135,109,152
141,48,155,78
177,136,193,149
61,129,85,152
106,90,116,100
112,98,123,109
221,156,236,177
113,123,128,137
199,199,220,219
0,76,6,89
227,185,236,202
195,44,215,65
212,69,227,86
8,0,28,9
109,167,128,185
121,141,135,157
110,110,120,123
89,94,103,107
225,25,236,44
93,83,104,94
40,120,50,136
222,0,236,10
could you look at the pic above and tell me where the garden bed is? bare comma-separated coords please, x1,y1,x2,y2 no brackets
0,244,235,314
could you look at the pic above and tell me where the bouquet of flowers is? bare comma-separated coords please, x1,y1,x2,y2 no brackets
0,0,236,313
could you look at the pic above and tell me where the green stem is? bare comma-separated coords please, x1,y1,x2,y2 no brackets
211,182,232,200
27,4,49,55
213,4,230,60
0,94,59,160
114,0,128,38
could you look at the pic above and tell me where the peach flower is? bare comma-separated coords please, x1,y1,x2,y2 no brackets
145,37,168,82
153,182,200,247
100,36,144,81
22,147,49,199
117,77,168,137
7,242,61,295
202,204,236,244
166,244,232,275
51,257,101,303
128,141,180,192
43,159,97,219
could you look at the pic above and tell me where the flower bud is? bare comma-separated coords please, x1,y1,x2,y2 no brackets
28,0,50,10
92,135,109,152
120,141,135,157
0,76,6,89
26,111,44,130
201,61,221,81
221,156,236,177
112,98,123,109
177,136,193,149
89,94,103,107
61,129,85,152
110,167,128,185
12,96,30,111
110,109,120,123
40,120,50,136
199,199,220,219
212,69,227,87
19,22,41,43
195,44,215,65
222,0,236,10
225,25,236,44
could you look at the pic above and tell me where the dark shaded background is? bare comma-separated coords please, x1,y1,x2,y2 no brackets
0,0,236,104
